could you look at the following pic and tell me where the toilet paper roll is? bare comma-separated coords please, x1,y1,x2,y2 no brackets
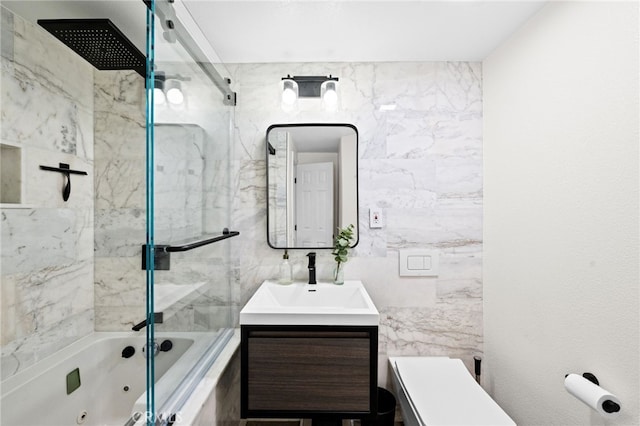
564,373,621,419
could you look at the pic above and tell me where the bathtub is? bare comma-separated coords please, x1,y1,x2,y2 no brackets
1,330,233,426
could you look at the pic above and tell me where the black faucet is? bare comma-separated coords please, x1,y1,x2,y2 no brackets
131,312,163,331
306,252,316,284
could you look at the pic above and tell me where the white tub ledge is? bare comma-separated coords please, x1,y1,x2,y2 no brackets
176,328,241,425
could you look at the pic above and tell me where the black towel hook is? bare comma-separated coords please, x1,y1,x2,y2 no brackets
39,162,88,201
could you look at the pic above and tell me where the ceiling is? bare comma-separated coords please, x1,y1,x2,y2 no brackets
2,0,547,64
183,0,547,63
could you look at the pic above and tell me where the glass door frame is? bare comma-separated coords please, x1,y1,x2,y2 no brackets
145,0,157,422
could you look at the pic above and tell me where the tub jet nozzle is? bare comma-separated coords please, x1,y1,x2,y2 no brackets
160,340,173,352
122,346,135,359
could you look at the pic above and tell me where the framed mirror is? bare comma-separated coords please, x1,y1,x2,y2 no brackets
266,123,358,249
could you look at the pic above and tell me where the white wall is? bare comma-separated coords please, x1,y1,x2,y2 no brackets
483,2,639,425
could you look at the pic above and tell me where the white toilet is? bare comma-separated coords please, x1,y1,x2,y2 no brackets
389,357,516,426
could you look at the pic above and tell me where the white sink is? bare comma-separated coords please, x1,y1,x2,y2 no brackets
240,280,379,326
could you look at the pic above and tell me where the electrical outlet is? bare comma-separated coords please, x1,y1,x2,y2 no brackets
369,208,383,228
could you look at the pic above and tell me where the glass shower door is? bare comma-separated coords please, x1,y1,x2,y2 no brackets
145,0,236,422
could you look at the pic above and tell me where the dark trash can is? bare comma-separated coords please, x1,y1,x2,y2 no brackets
361,387,396,426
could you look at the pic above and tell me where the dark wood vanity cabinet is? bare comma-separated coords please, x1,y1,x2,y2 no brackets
241,325,378,419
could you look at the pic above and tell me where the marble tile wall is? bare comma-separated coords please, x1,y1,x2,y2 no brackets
93,69,147,330
1,5,235,382
227,62,483,384
150,62,235,332
1,8,95,379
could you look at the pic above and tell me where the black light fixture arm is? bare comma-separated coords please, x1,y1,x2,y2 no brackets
282,74,339,97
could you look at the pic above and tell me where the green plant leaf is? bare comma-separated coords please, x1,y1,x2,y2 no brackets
332,224,355,265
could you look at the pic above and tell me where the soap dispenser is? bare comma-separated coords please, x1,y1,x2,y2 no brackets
278,250,293,285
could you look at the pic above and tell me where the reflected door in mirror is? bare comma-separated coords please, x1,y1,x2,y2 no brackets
296,162,333,247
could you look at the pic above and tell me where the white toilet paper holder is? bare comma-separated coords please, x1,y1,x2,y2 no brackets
565,372,621,415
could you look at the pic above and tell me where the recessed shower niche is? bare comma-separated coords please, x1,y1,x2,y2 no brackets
0,143,22,205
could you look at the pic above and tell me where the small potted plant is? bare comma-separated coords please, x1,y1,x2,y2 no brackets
332,224,355,285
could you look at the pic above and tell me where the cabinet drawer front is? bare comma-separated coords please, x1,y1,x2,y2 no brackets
248,337,370,412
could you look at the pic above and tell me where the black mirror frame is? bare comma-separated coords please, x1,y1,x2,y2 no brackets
265,123,359,250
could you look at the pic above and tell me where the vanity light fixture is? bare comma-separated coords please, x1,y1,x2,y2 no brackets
154,72,166,105
321,80,339,110
281,77,299,111
280,75,339,110
165,79,184,105
152,72,188,107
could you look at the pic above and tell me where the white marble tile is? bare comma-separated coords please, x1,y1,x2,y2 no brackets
94,70,145,112
379,301,483,360
359,159,438,192
383,113,438,159
95,158,145,210
12,15,94,107
371,63,439,112
93,112,146,161
191,305,234,331
76,208,95,263
75,103,95,161
436,157,483,198
1,309,94,378
92,70,147,332
346,254,439,309
2,209,79,274
94,208,146,257
1,8,14,61
94,257,146,308
153,124,206,241
434,62,483,114
1,62,92,155
1,10,96,379
360,187,438,210
1,292,93,379
1,274,17,345
94,306,145,332
230,60,483,363
10,261,93,339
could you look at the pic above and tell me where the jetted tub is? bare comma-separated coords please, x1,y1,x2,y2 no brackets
1,331,230,426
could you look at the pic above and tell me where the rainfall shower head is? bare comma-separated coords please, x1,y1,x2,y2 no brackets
37,19,145,78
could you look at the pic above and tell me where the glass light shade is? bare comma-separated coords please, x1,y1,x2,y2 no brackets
153,77,166,105
153,87,166,105
281,79,299,109
165,79,184,105
321,80,338,110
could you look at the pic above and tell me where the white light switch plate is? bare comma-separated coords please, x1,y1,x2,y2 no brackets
369,208,383,228
399,249,439,277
